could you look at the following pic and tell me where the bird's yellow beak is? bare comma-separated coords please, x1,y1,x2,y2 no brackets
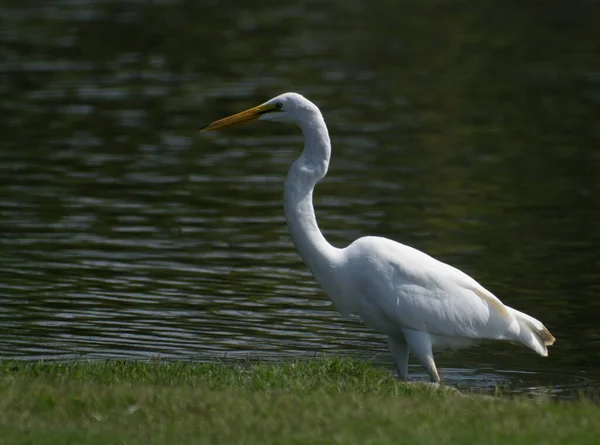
200,103,278,133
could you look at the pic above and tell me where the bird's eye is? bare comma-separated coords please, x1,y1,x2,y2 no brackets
275,102,283,110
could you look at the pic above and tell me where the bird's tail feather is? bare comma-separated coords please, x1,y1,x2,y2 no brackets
508,307,555,357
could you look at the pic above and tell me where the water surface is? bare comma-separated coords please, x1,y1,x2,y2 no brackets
1,0,599,399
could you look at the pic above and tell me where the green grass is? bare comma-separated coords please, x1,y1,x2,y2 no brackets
0,358,598,444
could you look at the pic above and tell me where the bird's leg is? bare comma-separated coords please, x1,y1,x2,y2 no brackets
387,335,409,380
402,329,440,383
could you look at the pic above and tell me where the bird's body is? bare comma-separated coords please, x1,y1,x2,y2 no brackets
200,92,555,382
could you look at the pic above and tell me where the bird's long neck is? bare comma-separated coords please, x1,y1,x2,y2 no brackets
284,112,341,287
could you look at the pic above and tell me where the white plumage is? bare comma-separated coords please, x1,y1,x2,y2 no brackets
200,92,555,382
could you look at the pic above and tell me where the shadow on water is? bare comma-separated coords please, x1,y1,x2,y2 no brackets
1,0,599,400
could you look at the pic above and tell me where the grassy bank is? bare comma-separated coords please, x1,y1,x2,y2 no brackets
0,358,597,444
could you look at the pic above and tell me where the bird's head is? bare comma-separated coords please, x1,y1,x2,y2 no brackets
200,92,315,133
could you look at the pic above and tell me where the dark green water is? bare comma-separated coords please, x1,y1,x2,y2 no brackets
1,1,599,399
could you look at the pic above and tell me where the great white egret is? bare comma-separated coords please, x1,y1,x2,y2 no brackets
200,92,555,382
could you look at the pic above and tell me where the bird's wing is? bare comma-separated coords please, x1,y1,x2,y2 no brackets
349,237,516,339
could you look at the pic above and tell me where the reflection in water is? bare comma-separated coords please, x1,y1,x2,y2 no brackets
0,0,599,400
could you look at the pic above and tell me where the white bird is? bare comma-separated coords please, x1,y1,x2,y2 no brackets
200,92,555,382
